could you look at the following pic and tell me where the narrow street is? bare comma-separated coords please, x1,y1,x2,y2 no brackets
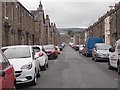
18,46,119,89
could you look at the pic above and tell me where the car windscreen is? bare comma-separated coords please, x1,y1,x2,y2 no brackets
33,47,40,52
2,47,31,59
43,45,54,50
97,44,112,50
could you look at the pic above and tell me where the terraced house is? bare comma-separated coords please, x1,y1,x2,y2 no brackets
83,2,120,46
0,1,60,48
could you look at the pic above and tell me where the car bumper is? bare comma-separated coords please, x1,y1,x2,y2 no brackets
48,54,57,59
15,69,35,84
96,57,109,61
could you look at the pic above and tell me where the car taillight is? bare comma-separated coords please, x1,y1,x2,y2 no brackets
38,52,44,57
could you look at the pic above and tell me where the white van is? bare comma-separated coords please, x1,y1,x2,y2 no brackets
108,39,120,74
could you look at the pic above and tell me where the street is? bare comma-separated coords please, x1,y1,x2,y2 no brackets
17,46,119,89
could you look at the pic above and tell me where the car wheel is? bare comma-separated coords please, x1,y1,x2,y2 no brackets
41,64,47,71
55,55,57,59
14,81,17,90
108,61,113,70
46,63,48,68
37,68,41,78
118,61,120,74
32,73,37,85
43,64,47,71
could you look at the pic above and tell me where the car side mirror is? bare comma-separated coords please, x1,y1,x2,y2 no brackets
0,70,6,77
109,47,115,52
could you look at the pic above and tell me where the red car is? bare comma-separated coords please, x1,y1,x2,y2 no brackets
0,51,16,90
43,45,58,59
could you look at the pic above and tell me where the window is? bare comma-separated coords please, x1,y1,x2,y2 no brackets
0,52,9,70
117,43,120,49
2,47,31,59
33,47,40,53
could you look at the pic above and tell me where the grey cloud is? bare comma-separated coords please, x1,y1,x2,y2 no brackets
19,1,116,28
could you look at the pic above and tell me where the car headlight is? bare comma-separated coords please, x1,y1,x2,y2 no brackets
21,62,32,70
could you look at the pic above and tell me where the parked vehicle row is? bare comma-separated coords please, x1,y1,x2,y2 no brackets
0,44,64,89
70,38,120,74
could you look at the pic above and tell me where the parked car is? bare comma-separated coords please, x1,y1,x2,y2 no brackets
61,42,65,48
2,45,40,85
69,42,74,47
82,47,86,56
58,45,63,51
33,45,48,71
84,37,103,57
108,39,120,74
55,46,61,54
79,44,85,53
0,50,16,90
74,45,80,51
92,43,111,62
43,45,58,59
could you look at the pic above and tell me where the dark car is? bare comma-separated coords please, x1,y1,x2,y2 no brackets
43,45,58,59
58,45,64,51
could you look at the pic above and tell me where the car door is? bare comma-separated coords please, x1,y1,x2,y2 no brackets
31,47,39,73
0,52,15,89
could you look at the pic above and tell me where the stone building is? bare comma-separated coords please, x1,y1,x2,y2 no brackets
1,1,35,47
31,1,45,45
79,31,85,44
0,1,60,47
73,34,80,45
44,14,51,45
85,2,120,45
0,1,2,48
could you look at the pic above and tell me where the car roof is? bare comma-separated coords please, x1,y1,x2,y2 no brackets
2,45,31,49
95,43,111,46
32,45,42,49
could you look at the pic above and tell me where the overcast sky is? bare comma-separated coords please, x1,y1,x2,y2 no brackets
18,0,120,28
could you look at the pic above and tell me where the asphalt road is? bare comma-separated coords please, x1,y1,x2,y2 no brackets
17,46,119,89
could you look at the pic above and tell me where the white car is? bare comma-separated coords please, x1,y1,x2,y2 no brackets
108,39,120,74
2,45,40,85
33,45,48,71
79,44,85,53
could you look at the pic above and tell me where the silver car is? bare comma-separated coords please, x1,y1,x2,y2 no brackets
92,43,112,62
